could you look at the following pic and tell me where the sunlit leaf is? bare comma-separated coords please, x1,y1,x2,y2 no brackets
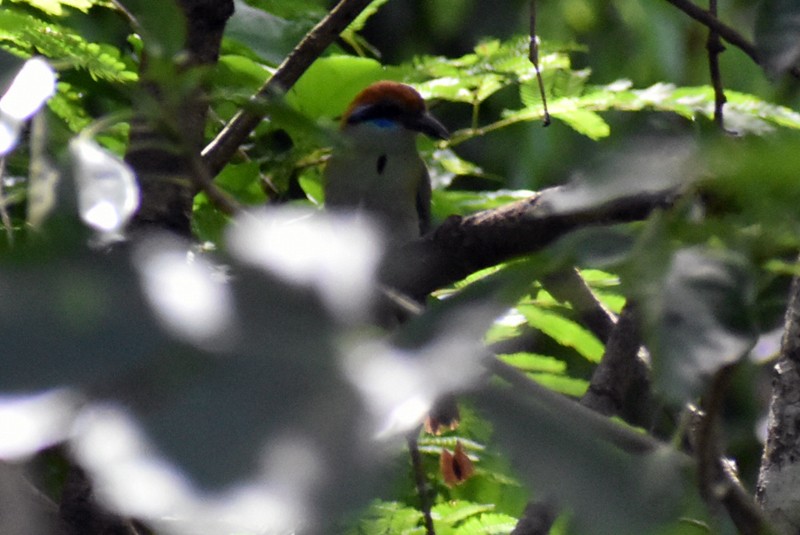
550,108,610,140
518,305,605,362
10,0,94,16
499,352,567,374
286,55,387,120
453,512,518,534
528,372,589,397
349,500,423,535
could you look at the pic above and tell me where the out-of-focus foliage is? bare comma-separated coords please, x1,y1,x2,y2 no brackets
1,0,800,534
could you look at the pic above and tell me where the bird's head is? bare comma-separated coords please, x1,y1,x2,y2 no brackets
341,81,449,141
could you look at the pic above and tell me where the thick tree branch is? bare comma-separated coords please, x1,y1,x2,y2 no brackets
580,302,650,419
382,187,676,300
127,0,234,234
757,273,800,534
201,0,374,176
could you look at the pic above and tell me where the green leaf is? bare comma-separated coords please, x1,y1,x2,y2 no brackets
431,189,534,219
214,161,267,204
10,0,94,16
755,0,800,76
225,0,312,66
116,0,186,59
286,55,387,120
341,0,389,36
350,501,424,535
498,352,567,373
528,372,589,397
0,10,137,83
298,168,323,205
551,108,610,140
453,512,518,534
428,148,496,189
432,501,495,526
518,305,605,362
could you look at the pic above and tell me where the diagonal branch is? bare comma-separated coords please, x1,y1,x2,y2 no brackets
663,0,758,63
201,0,374,176
664,0,800,78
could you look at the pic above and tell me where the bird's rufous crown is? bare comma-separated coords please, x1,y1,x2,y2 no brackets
341,81,427,127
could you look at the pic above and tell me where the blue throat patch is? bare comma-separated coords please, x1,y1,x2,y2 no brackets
370,118,398,129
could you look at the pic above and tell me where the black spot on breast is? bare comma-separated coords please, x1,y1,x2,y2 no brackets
377,154,387,174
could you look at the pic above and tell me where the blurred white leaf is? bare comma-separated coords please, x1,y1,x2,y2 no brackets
0,389,81,460
0,57,55,122
0,57,56,156
70,404,193,519
71,405,313,534
133,236,237,351
70,138,140,236
228,208,383,322
343,310,488,438
0,119,20,156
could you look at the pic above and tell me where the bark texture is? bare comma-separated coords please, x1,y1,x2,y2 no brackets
756,276,800,534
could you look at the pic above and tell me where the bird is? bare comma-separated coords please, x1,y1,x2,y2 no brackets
323,81,460,434
323,81,448,246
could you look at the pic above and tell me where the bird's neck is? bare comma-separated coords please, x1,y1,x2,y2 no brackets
342,122,419,154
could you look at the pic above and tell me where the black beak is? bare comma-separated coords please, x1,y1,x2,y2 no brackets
407,111,449,140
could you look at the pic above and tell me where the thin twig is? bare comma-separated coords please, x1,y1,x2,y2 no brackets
408,434,436,535
706,0,726,129
529,0,550,126
201,0,374,176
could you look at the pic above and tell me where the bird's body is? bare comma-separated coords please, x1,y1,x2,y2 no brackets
325,82,460,432
323,81,447,245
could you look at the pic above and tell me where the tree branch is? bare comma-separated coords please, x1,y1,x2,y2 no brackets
580,302,650,420
381,187,676,300
757,272,800,533
201,0,374,176
664,0,800,78
663,0,757,64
